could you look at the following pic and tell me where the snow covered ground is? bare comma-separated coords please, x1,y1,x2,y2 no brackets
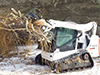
0,45,100,75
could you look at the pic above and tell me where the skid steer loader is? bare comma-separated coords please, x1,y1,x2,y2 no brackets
27,12,100,73
35,19,100,73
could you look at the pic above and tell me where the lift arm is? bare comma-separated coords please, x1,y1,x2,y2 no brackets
48,19,97,35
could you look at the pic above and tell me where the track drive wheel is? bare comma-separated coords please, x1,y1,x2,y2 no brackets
82,53,89,60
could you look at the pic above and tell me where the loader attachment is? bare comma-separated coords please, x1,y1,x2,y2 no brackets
52,50,94,73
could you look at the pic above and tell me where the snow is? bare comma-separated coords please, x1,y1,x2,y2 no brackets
0,56,50,75
0,44,100,75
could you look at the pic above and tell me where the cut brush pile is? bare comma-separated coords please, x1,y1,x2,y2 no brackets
0,8,53,61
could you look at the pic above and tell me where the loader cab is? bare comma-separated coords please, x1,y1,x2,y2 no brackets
51,27,90,52
51,27,79,52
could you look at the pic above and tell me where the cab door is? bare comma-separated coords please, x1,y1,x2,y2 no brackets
55,27,78,52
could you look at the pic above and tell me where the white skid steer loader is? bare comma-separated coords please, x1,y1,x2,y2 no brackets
35,19,100,73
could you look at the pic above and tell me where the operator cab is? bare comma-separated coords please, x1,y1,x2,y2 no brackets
54,27,77,51
48,27,90,53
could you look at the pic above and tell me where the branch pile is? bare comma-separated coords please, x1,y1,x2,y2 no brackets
0,8,53,60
